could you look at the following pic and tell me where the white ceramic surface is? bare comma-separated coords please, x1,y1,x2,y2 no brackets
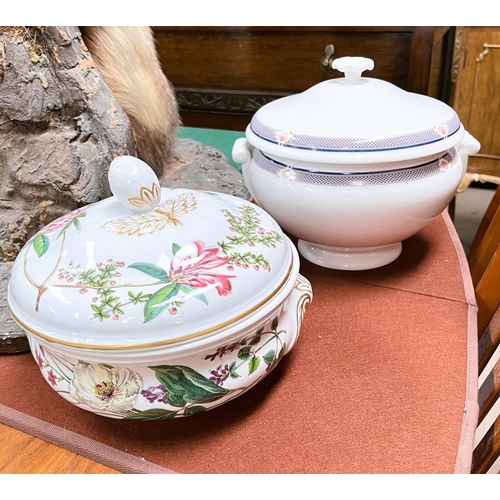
232,56,481,270
7,156,312,419
8,156,293,348
246,56,465,169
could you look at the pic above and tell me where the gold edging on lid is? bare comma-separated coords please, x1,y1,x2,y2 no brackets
8,259,294,351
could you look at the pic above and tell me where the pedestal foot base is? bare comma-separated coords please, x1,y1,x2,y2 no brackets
297,241,403,270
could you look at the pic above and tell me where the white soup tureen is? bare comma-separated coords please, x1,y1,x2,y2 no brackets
232,56,480,270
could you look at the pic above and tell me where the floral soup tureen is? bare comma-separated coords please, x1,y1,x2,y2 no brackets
7,156,312,420
232,56,481,270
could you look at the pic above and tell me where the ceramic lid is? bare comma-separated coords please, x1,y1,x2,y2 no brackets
7,156,293,349
246,56,464,165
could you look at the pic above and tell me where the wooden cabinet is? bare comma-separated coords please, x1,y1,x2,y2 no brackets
153,27,452,131
448,26,500,190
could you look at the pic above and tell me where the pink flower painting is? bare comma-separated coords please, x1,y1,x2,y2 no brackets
129,241,237,323
168,241,236,297
42,206,88,234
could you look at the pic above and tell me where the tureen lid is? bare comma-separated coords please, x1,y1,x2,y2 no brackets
7,157,293,349
246,56,464,165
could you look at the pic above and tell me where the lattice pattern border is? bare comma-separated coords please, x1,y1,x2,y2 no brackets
253,149,458,186
250,113,461,152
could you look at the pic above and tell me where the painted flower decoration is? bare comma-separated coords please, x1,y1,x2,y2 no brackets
42,205,88,234
129,241,237,323
278,167,297,181
274,130,294,145
142,385,169,404
47,369,59,387
434,124,450,138
438,158,450,172
168,241,236,297
68,363,143,416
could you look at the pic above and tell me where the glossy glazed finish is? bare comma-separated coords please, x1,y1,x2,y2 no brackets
7,156,312,419
8,158,291,348
233,56,481,270
246,56,464,169
235,142,465,270
22,271,311,420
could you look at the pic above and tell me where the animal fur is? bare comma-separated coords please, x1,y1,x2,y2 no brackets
80,26,181,178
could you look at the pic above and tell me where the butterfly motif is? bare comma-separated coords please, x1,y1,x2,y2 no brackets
101,192,197,236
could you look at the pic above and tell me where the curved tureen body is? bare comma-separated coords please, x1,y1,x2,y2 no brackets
233,56,481,270
7,156,312,420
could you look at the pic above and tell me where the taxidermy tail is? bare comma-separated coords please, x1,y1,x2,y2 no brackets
80,26,181,178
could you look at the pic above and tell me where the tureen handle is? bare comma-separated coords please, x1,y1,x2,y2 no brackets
278,274,313,355
332,56,374,82
457,130,481,179
232,138,259,201
108,156,161,213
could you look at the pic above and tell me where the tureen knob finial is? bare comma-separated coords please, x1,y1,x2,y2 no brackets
108,156,161,213
332,56,374,83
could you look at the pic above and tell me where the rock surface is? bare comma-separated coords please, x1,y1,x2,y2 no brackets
0,262,29,354
0,26,136,263
162,138,251,200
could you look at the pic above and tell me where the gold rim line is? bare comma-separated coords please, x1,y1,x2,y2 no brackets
7,259,295,351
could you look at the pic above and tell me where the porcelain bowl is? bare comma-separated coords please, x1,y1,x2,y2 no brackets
7,156,312,420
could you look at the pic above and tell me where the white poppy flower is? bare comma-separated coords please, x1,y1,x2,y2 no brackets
68,363,142,416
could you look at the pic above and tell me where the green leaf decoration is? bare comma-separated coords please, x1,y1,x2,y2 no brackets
128,262,170,281
271,316,279,331
248,335,261,346
143,283,180,323
179,285,209,305
128,291,152,305
266,344,286,373
237,345,252,361
172,242,181,255
263,349,276,365
184,405,207,416
229,361,240,379
167,392,186,407
73,218,81,233
277,343,287,362
192,292,208,305
57,212,86,239
124,408,178,420
248,355,261,375
33,233,49,257
182,365,230,394
150,365,229,408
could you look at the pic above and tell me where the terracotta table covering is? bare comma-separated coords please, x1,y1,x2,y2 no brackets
0,212,478,474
